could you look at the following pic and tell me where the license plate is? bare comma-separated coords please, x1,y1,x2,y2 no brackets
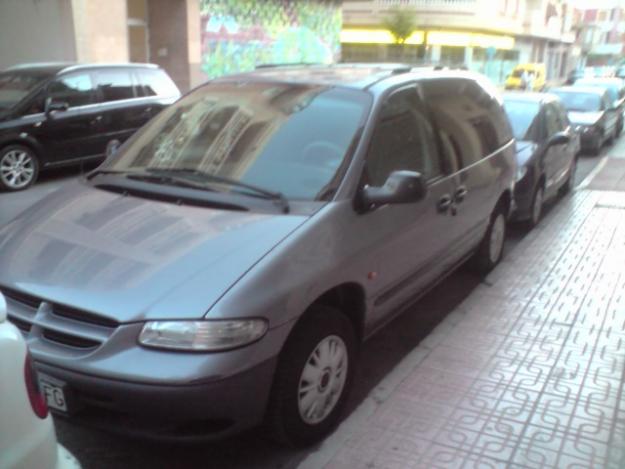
38,375,68,412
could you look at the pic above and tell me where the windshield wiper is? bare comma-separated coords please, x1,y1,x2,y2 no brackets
88,168,217,192
145,168,290,213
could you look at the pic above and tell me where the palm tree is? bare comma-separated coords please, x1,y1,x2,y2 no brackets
383,7,418,61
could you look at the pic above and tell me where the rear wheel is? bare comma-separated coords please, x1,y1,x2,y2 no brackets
559,157,577,195
525,185,544,229
471,203,507,274
0,144,39,191
265,305,357,447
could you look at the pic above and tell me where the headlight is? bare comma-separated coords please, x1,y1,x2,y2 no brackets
516,165,528,182
138,319,268,351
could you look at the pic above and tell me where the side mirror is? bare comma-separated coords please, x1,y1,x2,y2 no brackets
45,97,69,114
360,170,427,209
547,131,569,146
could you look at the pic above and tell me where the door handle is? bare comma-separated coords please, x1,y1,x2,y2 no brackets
454,186,468,203
437,194,452,213
90,115,103,125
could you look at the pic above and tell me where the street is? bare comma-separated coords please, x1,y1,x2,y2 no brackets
0,138,620,469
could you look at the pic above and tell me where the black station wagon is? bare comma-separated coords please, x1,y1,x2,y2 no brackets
0,63,180,191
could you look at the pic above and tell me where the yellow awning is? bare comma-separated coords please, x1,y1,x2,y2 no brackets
341,28,514,50
340,29,424,45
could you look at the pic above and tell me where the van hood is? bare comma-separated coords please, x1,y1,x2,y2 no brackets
568,111,602,126
0,182,308,323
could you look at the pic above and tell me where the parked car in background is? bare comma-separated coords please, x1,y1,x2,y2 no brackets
565,68,588,85
550,86,618,155
572,77,625,135
0,65,515,446
503,92,578,228
0,292,80,469
0,63,180,191
505,63,546,91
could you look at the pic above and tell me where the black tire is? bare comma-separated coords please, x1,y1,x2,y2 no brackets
559,157,577,196
0,144,40,192
591,133,603,156
265,305,357,447
471,203,507,274
524,184,544,230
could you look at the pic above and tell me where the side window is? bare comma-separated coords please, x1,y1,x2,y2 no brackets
554,102,569,129
95,70,135,102
366,87,441,186
138,69,179,97
48,73,95,108
544,104,562,136
422,78,511,168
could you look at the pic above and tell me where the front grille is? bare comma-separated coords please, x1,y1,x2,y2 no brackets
1,286,117,351
54,304,119,328
42,329,100,349
2,287,40,309
10,315,32,333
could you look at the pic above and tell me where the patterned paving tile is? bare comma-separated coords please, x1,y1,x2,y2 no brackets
319,191,625,469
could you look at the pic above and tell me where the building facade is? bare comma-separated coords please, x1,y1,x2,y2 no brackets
0,0,342,92
341,0,576,84
573,2,625,67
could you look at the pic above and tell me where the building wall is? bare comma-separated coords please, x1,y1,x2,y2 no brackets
0,0,77,69
71,0,129,62
199,0,341,80
148,0,192,91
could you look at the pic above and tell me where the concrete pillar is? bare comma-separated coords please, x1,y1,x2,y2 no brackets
464,46,473,69
430,45,441,63
71,0,129,62
148,0,199,92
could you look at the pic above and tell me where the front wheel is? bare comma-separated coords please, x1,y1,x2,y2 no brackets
265,305,357,447
0,144,39,191
471,204,507,274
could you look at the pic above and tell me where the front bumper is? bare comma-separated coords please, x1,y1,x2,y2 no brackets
36,354,278,442
578,127,600,149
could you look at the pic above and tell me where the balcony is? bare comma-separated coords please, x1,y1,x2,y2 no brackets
343,0,523,34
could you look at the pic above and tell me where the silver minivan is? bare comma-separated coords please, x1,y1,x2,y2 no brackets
0,64,515,445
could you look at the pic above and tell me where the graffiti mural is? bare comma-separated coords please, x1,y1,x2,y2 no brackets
200,0,342,79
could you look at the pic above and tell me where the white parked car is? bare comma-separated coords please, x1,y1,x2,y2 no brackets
0,292,80,469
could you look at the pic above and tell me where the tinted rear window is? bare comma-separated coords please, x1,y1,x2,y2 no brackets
95,70,135,102
137,69,179,97
422,78,512,167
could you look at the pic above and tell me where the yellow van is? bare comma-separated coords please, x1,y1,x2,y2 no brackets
505,63,546,91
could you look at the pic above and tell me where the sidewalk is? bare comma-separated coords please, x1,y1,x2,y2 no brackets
300,158,625,469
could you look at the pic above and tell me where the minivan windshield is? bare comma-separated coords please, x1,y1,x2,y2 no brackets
503,99,540,141
0,71,48,111
105,82,370,200
550,90,601,112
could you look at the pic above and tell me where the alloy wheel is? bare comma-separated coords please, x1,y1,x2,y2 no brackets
489,214,506,264
0,149,35,189
297,335,348,425
531,187,544,225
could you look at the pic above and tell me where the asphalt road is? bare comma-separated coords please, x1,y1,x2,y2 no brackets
0,142,616,469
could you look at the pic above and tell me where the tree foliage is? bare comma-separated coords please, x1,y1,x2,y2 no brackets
383,7,418,44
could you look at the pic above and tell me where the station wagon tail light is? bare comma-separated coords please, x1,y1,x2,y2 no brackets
24,352,48,419
138,319,268,351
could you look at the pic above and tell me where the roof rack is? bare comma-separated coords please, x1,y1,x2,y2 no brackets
255,62,324,69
